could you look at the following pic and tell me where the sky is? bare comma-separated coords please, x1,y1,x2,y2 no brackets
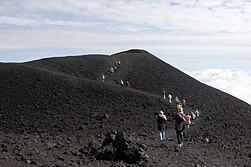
0,0,251,104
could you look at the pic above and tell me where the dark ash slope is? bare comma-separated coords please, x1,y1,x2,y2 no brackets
0,49,250,167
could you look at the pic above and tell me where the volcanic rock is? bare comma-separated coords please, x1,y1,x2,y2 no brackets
0,49,250,166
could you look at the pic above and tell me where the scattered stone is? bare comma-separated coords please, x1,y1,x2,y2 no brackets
57,156,65,161
1,144,7,148
78,148,88,154
101,132,116,147
94,130,149,164
96,145,115,161
104,114,109,119
78,126,85,130
174,148,180,152
55,161,66,167
195,164,201,167
47,142,57,149
31,160,38,165
139,133,147,137
2,149,8,152
99,125,105,128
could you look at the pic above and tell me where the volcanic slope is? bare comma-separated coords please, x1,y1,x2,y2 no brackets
0,49,250,167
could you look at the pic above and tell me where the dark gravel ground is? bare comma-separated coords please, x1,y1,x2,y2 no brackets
0,49,250,167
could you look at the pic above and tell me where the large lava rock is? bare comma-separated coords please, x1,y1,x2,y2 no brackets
94,130,149,165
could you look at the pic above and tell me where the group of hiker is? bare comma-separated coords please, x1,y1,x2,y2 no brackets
109,60,121,75
102,66,200,147
158,88,200,147
101,60,131,88
101,60,121,82
162,88,172,103
120,80,131,87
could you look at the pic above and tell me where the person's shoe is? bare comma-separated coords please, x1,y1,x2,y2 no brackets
178,143,183,147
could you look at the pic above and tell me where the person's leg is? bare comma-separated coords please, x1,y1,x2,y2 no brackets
180,131,183,144
162,130,165,140
180,131,184,143
159,131,163,140
176,130,181,144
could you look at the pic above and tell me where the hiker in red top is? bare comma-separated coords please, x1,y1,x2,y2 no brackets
124,80,130,87
115,61,118,68
185,115,191,128
173,108,187,147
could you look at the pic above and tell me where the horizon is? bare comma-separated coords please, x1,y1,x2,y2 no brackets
0,0,251,104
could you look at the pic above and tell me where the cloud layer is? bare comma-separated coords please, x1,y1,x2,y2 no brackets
0,0,251,58
187,69,251,105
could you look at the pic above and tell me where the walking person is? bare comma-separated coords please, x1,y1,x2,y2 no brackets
102,74,105,82
182,98,186,108
157,111,167,141
195,109,200,121
173,108,187,147
162,88,167,99
168,94,172,103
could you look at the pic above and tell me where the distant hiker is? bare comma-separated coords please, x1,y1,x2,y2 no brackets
109,66,114,75
177,102,182,113
195,109,200,121
115,61,119,68
173,109,187,147
120,80,124,86
102,74,105,82
113,65,117,70
124,80,130,87
168,94,172,103
175,97,180,103
157,111,167,141
118,60,121,67
185,115,191,128
182,98,186,108
190,111,196,124
162,88,167,99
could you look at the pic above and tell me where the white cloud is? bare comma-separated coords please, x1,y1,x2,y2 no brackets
186,69,251,105
1,0,251,34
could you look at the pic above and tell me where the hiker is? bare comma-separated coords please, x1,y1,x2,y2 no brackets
124,80,130,87
118,60,121,67
177,102,182,113
120,80,124,86
113,65,117,70
173,108,187,147
115,61,119,68
182,98,186,108
109,66,114,75
157,111,167,141
162,88,167,99
190,111,196,124
195,109,200,121
168,94,172,103
185,115,191,128
102,74,105,82
175,96,180,103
